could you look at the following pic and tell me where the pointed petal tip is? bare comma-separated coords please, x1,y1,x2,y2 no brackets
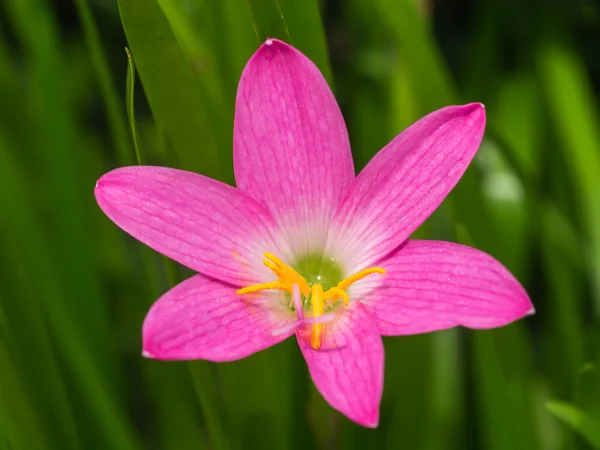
466,101,485,111
456,102,486,134
94,174,109,204
358,413,380,428
526,305,536,316
261,37,286,48
252,38,295,63
94,167,126,199
142,349,155,359
458,102,486,120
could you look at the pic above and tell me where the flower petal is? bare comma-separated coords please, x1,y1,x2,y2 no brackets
143,274,294,362
95,166,288,286
326,104,486,273
297,303,383,427
234,39,354,257
357,240,534,335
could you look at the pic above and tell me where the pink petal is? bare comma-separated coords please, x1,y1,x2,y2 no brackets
143,274,295,362
234,39,354,256
357,240,534,335
95,166,288,286
297,303,384,427
326,104,486,273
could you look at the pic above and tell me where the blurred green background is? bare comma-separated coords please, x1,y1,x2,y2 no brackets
1,0,600,448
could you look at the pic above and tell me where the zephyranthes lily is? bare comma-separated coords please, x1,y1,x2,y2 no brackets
95,38,533,427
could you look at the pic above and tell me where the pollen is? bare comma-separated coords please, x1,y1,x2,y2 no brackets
237,252,385,349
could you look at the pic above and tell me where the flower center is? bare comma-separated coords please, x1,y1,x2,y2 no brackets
237,253,385,350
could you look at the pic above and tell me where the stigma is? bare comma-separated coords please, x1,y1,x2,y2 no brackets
237,253,385,350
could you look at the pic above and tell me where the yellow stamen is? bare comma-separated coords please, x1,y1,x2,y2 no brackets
263,253,311,296
236,253,310,296
236,253,386,350
311,284,324,350
322,287,349,306
336,267,386,291
319,267,386,306
236,281,285,296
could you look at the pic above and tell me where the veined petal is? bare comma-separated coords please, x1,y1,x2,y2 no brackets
234,39,354,257
95,166,288,286
326,104,486,272
357,240,534,335
143,274,295,362
297,303,383,427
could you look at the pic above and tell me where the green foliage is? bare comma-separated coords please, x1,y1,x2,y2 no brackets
1,0,599,448
546,402,600,449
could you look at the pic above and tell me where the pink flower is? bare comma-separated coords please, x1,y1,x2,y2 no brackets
95,38,534,427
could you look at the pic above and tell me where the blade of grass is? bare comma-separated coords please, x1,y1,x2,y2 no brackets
0,340,49,450
125,47,144,164
217,342,296,450
0,218,81,450
118,0,227,179
244,0,291,43
471,326,540,450
540,204,585,397
546,401,600,449
574,365,600,427
6,0,143,446
536,35,600,316
153,0,235,183
244,0,332,83
154,0,226,105
72,0,133,165
372,0,456,112
0,130,141,450
0,36,82,450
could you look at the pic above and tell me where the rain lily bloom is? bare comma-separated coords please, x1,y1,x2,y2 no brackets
94,38,534,427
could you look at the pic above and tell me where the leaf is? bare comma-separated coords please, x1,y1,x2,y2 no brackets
118,0,228,179
73,0,133,165
125,47,144,164
536,36,600,315
546,401,600,449
575,364,600,423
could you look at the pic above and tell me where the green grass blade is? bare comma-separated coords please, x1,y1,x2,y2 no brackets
471,327,540,450
546,401,600,449
244,0,332,83
4,0,143,447
187,362,230,450
372,0,457,112
536,36,600,316
125,47,144,164
0,38,82,450
217,342,297,450
574,365,600,425
155,0,227,105
244,0,292,43
0,341,49,450
118,0,226,179
540,204,585,396
0,133,140,450
72,0,133,165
